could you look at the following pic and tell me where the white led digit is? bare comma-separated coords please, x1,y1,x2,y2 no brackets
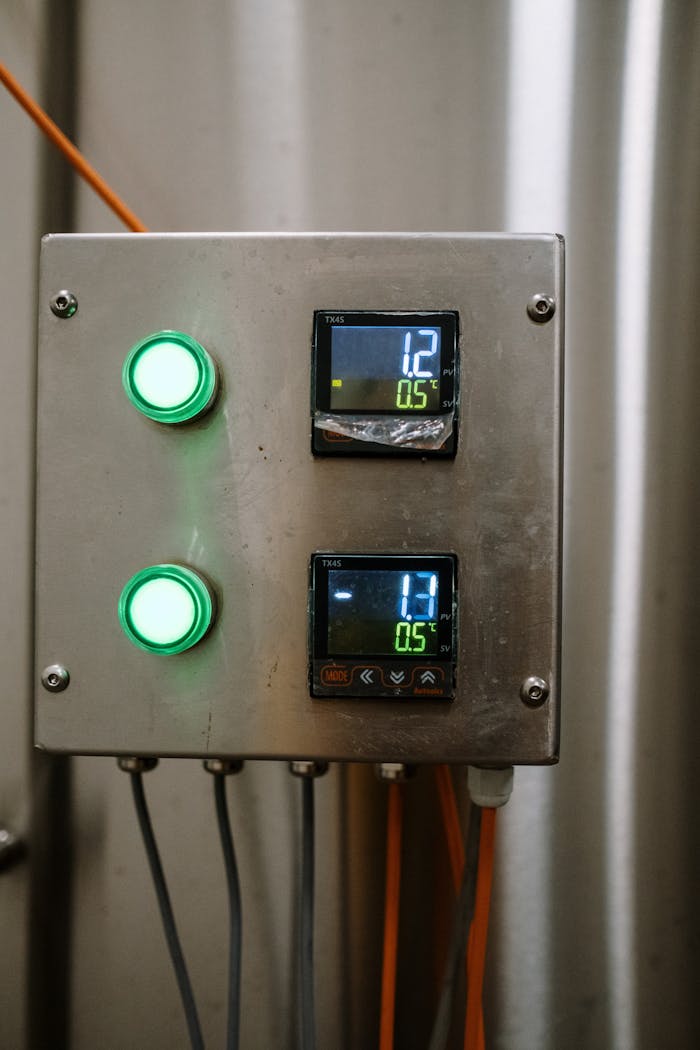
402,332,412,377
414,329,438,378
413,571,437,620
400,573,410,620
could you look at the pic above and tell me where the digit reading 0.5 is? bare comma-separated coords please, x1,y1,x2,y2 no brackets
394,572,437,653
396,329,439,410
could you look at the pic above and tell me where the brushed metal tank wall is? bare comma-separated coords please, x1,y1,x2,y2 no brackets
3,0,699,1047
0,4,43,1047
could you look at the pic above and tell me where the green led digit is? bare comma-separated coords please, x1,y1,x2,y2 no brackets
396,379,412,409
412,380,427,409
410,623,427,652
394,621,411,652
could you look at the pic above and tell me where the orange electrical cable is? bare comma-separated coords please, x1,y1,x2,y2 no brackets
435,764,465,891
379,782,403,1050
0,61,148,233
434,765,486,1050
464,807,497,1050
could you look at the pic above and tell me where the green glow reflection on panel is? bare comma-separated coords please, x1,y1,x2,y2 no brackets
122,330,218,423
118,564,215,654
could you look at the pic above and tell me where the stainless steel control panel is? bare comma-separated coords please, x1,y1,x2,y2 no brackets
35,233,563,764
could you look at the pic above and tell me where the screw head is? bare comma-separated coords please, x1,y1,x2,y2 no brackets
50,290,78,318
41,664,70,693
520,675,550,707
0,827,24,871
527,293,555,323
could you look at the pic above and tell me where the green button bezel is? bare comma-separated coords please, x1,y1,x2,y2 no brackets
118,564,215,655
122,330,218,424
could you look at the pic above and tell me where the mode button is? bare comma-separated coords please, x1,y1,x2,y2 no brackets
320,664,351,686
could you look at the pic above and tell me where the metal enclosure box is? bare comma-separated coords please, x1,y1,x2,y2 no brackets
35,233,563,764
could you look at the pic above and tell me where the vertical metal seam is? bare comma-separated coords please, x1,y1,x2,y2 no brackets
607,2,664,1048
27,1,80,1047
498,2,576,1045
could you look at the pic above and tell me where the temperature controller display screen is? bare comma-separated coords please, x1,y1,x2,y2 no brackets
313,312,457,416
311,554,456,660
331,327,441,412
327,568,440,656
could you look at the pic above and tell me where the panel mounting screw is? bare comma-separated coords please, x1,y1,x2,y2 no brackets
527,293,555,323
41,664,70,692
520,675,550,706
0,827,25,872
50,290,78,318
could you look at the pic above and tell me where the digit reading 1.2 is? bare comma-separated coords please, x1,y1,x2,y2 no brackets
396,329,438,409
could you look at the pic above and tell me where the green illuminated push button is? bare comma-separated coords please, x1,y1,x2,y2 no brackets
118,564,215,654
122,330,218,423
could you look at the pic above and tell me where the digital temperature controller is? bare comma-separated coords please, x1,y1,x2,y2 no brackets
312,311,458,455
310,554,457,699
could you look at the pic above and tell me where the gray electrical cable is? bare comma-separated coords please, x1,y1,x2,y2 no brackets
427,804,482,1050
213,773,243,1050
129,771,205,1050
299,776,316,1050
